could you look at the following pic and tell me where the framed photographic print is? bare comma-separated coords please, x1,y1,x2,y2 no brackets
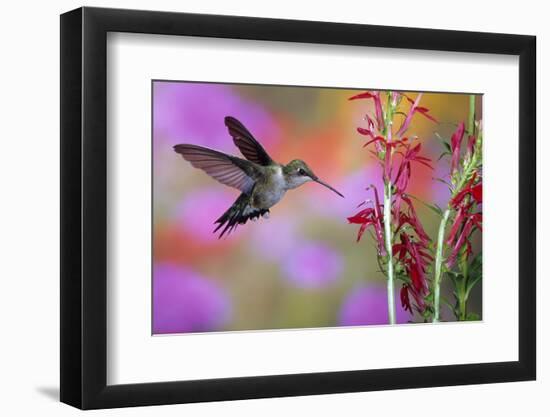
60,6,536,409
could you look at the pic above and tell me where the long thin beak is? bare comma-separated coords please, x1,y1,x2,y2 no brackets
314,178,344,198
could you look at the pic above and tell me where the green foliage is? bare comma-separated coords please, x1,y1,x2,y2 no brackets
408,194,445,218
466,313,480,321
443,252,482,321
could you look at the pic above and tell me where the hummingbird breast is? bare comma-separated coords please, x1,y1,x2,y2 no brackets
251,165,287,209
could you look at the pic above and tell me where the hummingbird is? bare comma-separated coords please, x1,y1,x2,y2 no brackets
174,116,344,238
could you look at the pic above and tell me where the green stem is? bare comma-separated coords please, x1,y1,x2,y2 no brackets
458,254,469,320
459,292,467,320
433,209,450,322
383,181,396,325
468,95,476,135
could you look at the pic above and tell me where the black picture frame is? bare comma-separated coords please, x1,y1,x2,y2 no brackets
60,6,536,410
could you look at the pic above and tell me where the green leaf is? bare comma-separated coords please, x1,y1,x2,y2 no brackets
469,252,482,276
394,111,408,118
422,309,433,320
424,292,434,303
445,271,462,289
441,296,455,312
427,203,444,217
438,151,451,161
465,273,482,300
433,177,452,190
466,312,480,321
408,194,444,217
434,133,452,151
464,252,482,299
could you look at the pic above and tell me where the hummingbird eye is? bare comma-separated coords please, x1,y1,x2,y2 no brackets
298,168,306,176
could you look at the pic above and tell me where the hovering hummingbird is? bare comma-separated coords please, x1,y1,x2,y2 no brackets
174,116,344,238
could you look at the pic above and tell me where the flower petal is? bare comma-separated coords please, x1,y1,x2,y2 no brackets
396,93,423,137
450,122,465,173
349,91,375,101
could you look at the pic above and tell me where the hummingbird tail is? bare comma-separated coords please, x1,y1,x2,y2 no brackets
214,192,268,238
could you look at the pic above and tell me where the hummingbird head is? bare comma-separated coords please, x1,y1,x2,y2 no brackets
283,160,344,198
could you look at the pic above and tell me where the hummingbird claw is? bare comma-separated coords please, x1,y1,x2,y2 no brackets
262,212,270,219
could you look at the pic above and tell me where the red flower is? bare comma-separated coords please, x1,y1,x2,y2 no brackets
450,173,482,208
467,134,476,157
446,168,482,268
393,142,433,197
400,284,412,313
414,106,438,123
347,187,386,255
349,91,376,100
471,183,482,203
450,122,465,174
356,114,377,140
397,93,423,137
397,93,438,137
446,220,474,268
446,203,470,246
446,209,482,268
400,195,431,246
394,231,431,313
349,91,385,131
349,91,435,316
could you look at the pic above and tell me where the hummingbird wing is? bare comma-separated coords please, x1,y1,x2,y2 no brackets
224,116,274,166
174,144,258,193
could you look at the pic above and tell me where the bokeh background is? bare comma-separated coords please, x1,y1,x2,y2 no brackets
152,80,482,335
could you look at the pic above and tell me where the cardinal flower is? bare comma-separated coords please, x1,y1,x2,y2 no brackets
349,91,437,320
347,186,385,255
450,122,465,174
